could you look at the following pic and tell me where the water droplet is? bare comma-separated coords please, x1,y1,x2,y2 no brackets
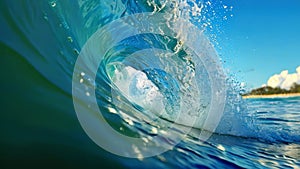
73,48,79,55
50,1,56,7
43,15,48,20
67,36,73,43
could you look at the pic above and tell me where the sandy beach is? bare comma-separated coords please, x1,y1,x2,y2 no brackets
242,93,300,99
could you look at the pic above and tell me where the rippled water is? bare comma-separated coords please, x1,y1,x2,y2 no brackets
1,0,299,168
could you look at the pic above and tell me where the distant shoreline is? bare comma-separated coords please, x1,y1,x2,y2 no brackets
242,93,300,99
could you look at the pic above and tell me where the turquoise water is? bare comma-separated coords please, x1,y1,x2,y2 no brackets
1,0,300,168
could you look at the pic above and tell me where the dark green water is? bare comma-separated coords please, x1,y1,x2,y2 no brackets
0,43,126,168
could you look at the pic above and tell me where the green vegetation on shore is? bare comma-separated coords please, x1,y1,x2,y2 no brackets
243,83,300,96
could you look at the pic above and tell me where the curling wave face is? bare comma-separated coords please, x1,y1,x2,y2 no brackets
71,11,228,157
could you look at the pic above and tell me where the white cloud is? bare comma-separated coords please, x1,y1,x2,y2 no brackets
297,66,300,74
266,66,300,90
281,73,298,90
267,71,286,88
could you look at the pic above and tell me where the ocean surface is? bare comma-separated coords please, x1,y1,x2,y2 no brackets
0,0,300,168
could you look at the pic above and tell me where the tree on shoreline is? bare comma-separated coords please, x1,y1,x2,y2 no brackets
290,83,300,93
243,83,300,96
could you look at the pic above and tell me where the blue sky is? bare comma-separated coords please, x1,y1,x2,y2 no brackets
219,0,300,89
